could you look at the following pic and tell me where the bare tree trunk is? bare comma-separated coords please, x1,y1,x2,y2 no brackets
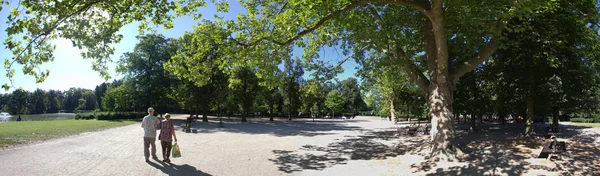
525,68,535,136
454,113,458,123
241,109,247,122
407,103,411,122
390,98,397,123
525,97,535,135
552,107,559,131
479,114,483,126
202,106,208,122
470,114,476,131
269,104,274,121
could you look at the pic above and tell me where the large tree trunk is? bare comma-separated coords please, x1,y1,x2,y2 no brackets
202,106,208,122
525,97,535,135
425,7,463,161
241,110,247,122
428,81,460,161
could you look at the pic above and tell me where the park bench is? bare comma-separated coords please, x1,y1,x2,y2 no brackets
539,136,567,160
417,124,430,135
183,116,194,132
541,124,560,139
407,124,418,135
406,123,430,136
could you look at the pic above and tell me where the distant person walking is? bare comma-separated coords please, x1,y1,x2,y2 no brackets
141,107,160,162
17,115,21,121
159,113,177,163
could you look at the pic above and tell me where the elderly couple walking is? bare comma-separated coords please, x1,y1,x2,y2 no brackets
141,107,177,163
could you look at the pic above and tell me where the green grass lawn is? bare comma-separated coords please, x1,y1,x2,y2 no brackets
568,122,600,128
0,120,135,147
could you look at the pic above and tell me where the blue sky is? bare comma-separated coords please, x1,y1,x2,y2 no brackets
0,1,358,93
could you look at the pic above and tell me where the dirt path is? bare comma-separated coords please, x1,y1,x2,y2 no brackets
4,116,595,176
0,116,413,176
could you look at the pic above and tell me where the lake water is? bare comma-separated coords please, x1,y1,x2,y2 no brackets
6,113,76,121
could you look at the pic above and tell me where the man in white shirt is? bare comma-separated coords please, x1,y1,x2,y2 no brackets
141,107,160,162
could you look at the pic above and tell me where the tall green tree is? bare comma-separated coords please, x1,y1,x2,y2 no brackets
339,78,364,117
31,88,49,114
102,81,137,112
9,88,30,114
94,83,110,111
325,90,345,118
167,30,229,121
47,90,63,113
488,0,600,135
230,66,260,122
211,71,230,119
0,93,10,112
117,34,178,111
364,88,382,116
282,57,304,120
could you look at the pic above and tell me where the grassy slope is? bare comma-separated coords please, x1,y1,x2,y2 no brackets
0,120,135,147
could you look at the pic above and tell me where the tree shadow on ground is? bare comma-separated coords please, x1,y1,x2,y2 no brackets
411,122,600,175
147,161,212,176
268,128,428,173
170,118,367,137
551,123,600,175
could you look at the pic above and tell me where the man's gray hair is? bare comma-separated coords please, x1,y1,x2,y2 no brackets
148,107,154,113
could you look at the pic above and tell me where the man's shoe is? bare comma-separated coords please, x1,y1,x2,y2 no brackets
152,156,159,160
145,158,150,162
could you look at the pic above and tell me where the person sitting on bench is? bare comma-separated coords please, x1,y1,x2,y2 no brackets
185,116,194,129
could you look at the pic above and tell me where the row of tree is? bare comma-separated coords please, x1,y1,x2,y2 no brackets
0,88,97,115
72,34,366,122
1,34,368,121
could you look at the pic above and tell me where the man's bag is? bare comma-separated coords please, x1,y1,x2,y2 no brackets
172,143,182,158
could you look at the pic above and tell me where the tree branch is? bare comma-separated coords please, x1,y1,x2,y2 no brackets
393,44,430,92
432,0,443,10
12,0,99,62
270,0,372,47
372,0,431,18
420,15,437,78
235,0,432,47
450,37,499,83
365,3,430,92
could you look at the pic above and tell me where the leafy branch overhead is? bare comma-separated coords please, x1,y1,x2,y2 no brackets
1,0,215,90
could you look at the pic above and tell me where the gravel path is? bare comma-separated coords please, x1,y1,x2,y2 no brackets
0,116,419,176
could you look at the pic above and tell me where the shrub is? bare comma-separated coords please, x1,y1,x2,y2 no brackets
75,112,147,120
75,113,96,120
